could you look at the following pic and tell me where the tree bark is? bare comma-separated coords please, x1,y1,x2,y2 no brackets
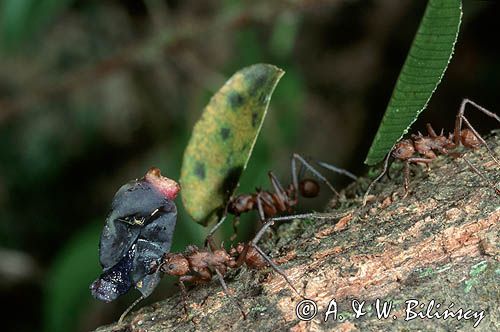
95,135,499,332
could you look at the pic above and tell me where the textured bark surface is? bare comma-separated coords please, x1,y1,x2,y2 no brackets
95,135,499,332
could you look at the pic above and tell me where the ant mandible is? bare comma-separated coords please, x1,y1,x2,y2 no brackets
206,153,357,241
363,98,500,205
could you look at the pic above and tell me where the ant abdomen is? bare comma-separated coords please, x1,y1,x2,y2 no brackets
460,129,481,149
230,243,267,269
299,179,320,198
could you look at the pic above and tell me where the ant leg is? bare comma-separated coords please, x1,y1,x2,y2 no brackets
213,268,247,319
251,213,341,249
255,192,277,223
205,204,230,247
292,153,340,196
455,99,500,145
268,171,288,210
462,157,500,195
206,237,217,252
255,193,267,223
403,161,410,197
178,279,190,315
316,161,357,181
247,211,350,290
233,242,250,268
407,157,435,164
455,99,500,164
386,157,395,180
362,152,392,206
426,123,438,138
250,243,303,298
250,211,351,264
403,157,434,197
461,116,500,165
118,295,145,324
230,216,240,241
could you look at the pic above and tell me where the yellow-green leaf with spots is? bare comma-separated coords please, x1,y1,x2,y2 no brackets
180,64,284,225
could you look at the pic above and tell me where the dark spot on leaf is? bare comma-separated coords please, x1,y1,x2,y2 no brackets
252,111,259,127
220,127,231,140
194,162,206,180
220,166,243,197
246,68,268,97
228,92,244,110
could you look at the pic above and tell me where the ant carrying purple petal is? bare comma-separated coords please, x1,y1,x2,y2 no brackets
90,165,320,323
90,168,180,304
148,237,285,320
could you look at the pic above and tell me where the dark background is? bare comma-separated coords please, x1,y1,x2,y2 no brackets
0,1,498,331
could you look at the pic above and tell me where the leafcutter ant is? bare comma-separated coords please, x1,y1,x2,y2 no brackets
207,153,357,241
363,99,500,205
147,237,296,320
89,166,315,323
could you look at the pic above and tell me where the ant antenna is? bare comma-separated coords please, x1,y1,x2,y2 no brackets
456,99,500,166
118,295,145,324
362,151,392,206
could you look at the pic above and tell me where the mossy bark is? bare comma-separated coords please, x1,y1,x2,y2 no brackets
95,135,499,332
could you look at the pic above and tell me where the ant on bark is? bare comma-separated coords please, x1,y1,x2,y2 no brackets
363,99,500,205
118,210,350,323
206,153,357,241
146,236,301,320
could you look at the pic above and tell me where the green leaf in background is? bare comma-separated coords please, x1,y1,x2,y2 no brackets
180,64,284,226
364,0,462,165
0,0,75,51
269,11,301,59
43,222,101,332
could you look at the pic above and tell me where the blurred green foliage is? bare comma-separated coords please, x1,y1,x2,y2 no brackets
43,222,101,332
0,0,75,50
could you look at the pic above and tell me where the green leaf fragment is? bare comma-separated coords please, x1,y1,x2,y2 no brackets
364,0,462,165
43,223,102,332
180,64,285,225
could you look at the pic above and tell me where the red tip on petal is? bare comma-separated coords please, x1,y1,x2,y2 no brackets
145,167,180,200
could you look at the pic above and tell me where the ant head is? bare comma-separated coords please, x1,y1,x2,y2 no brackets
299,179,320,198
159,254,189,276
392,140,415,160
228,195,254,214
213,248,231,262
461,129,481,149
230,243,245,256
